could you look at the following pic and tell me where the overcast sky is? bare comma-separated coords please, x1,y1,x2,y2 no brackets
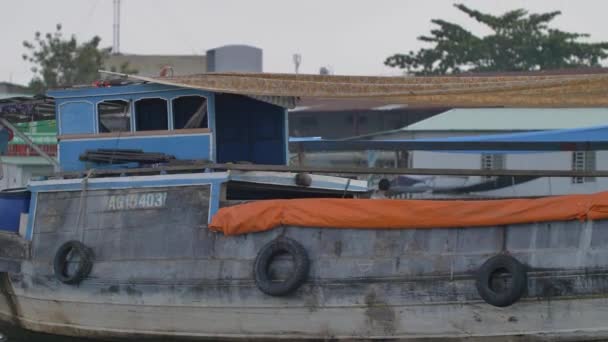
1,0,606,85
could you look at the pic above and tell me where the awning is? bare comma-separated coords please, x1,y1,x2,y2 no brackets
113,71,608,107
290,125,608,153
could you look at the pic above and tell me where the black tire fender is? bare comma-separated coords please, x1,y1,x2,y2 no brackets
254,237,309,296
475,254,527,307
53,240,94,285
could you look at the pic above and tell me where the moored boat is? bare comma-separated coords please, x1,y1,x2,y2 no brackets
1,72,608,341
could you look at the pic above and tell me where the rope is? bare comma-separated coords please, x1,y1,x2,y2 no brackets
76,169,95,242
342,178,351,198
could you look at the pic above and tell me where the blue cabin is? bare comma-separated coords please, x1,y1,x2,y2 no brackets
0,81,368,237
49,83,289,171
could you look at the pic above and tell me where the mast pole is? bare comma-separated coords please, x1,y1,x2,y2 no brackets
113,0,121,54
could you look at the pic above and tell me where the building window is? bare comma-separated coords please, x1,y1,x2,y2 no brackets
172,96,208,129
572,151,596,184
135,98,168,131
481,154,505,180
97,100,131,133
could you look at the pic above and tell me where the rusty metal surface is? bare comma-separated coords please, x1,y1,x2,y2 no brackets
2,185,608,340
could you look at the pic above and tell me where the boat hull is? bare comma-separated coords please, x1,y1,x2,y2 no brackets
3,183,608,340
2,268,608,341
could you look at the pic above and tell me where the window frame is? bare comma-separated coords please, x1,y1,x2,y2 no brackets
170,94,209,130
572,151,596,184
480,153,505,181
96,98,133,134
133,97,170,132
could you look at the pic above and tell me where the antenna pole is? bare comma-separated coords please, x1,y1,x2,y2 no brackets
293,53,302,74
113,0,121,54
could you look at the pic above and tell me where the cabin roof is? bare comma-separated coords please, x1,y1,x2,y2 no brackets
47,83,184,99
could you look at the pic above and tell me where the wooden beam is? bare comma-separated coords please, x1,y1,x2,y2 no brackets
56,162,608,178
212,163,608,177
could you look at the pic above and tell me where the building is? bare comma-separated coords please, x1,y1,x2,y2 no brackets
0,156,53,189
288,98,443,165
105,54,207,77
105,44,263,77
289,98,444,139
0,120,56,189
0,82,32,99
288,99,445,167
368,108,608,197
206,45,262,72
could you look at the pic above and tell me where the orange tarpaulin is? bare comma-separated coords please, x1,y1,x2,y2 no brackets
209,192,608,236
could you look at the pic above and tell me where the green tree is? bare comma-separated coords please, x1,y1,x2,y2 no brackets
385,4,608,75
22,24,137,93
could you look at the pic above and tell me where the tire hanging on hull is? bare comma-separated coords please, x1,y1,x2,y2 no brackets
254,237,309,296
476,254,527,307
53,240,94,285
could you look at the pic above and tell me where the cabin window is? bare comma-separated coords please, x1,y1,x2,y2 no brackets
135,98,168,131
97,100,131,133
172,96,208,129
572,151,595,184
481,154,505,180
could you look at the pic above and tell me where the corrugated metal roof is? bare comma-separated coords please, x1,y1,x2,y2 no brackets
403,108,608,131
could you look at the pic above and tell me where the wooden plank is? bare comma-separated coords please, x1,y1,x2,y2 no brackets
57,161,212,178
56,162,608,178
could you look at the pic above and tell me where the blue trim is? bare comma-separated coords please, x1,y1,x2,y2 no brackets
25,193,38,240
208,94,217,162
209,183,221,221
29,175,228,193
26,173,228,239
283,109,289,165
91,97,133,134
49,83,189,99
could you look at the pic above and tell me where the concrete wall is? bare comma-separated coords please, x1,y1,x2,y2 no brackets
367,130,608,197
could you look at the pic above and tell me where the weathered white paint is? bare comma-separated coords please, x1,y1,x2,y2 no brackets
1,293,608,340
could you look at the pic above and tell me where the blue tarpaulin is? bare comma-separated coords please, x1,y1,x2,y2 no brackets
289,125,608,153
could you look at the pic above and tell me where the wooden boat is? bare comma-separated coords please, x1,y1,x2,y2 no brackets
0,72,608,341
